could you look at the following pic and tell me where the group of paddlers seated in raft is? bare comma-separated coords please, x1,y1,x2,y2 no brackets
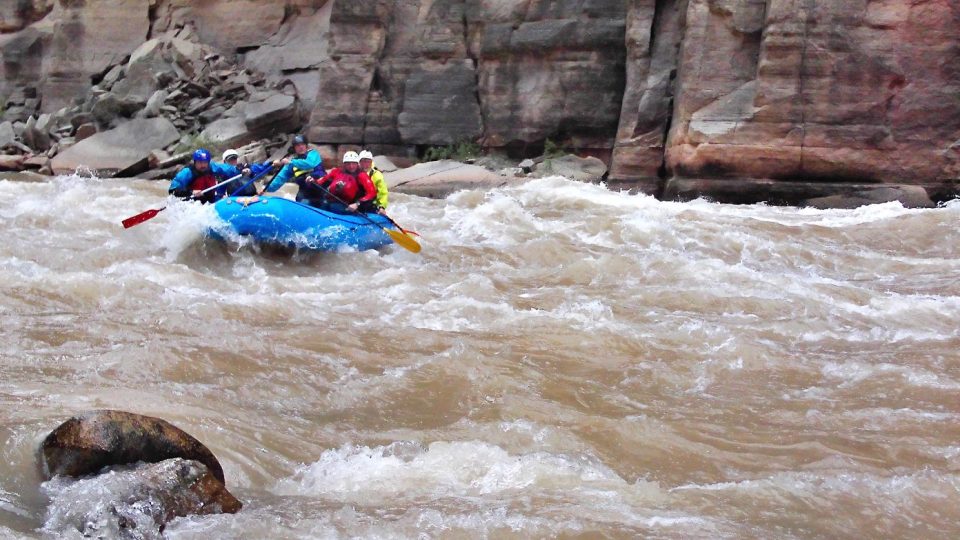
168,134,388,215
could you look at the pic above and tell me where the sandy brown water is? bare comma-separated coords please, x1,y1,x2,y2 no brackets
0,174,958,539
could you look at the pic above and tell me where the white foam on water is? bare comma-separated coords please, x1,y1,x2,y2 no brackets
157,199,226,260
820,360,960,390
274,440,659,501
256,439,718,537
669,468,960,524
2,175,960,538
0,489,29,520
41,467,169,540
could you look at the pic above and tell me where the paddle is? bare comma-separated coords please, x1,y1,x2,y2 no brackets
226,164,280,198
121,173,246,229
381,213,420,237
305,179,421,254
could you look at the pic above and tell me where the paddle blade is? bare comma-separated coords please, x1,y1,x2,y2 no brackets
121,207,165,229
385,228,421,253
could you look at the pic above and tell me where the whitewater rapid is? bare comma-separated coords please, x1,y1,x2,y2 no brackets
0,173,958,538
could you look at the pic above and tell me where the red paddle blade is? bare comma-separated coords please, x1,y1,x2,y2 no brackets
121,207,165,229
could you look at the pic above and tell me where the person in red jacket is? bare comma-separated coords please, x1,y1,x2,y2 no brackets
305,151,377,213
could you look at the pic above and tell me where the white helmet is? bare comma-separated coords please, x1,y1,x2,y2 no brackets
222,149,239,161
358,150,374,161
342,151,361,163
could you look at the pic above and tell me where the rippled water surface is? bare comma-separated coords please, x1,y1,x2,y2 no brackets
0,174,958,538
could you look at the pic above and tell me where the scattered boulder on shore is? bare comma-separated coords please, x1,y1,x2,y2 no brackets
40,410,226,483
373,155,398,173
0,154,27,171
386,159,516,198
49,118,180,176
0,29,304,177
537,154,608,182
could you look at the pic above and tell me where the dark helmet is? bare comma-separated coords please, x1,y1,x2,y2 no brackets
192,148,212,163
291,135,307,146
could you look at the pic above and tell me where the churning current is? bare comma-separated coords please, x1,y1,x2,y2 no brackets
0,174,958,539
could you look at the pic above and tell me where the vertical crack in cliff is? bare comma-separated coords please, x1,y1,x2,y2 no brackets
360,5,392,147
655,0,689,184
798,0,813,177
146,0,158,40
652,0,671,181
461,2,484,144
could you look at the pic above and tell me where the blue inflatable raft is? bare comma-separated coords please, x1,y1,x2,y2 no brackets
211,196,395,251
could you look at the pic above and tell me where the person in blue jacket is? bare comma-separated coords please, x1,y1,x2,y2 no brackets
169,149,246,203
259,135,324,195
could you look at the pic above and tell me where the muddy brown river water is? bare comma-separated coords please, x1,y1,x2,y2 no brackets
0,174,958,538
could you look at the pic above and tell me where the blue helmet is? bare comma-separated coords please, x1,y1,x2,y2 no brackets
291,135,307,146
192,149,212,163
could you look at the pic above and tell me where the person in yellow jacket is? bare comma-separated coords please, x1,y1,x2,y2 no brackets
358,150,388,214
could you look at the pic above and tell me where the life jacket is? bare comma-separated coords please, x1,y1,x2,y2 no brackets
326,170,359,202
188,167,217,192
318,168,372,204
291,153,324,178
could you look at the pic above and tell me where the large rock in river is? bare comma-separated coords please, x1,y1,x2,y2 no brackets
40,410,226,484
43,458,241,539
50,118,179,176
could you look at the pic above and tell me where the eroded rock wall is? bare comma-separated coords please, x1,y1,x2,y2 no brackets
664,0,960,184
1,0,958,192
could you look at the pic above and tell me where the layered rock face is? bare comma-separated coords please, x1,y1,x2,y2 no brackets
304,1,627,158
660,0,960,186
1,0,958,199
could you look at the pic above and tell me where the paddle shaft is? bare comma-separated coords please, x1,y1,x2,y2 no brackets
227,164,280,198
381,213,419,237
193,173,246,197
122,173,244,229
310,178,391,227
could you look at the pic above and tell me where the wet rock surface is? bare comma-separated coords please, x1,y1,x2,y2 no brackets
40,410,226,483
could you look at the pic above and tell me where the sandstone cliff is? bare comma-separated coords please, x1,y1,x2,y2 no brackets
1,0,958,202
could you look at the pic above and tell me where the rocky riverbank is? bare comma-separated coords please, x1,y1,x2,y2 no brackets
1,1,957,207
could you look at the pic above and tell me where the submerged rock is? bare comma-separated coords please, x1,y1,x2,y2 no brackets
40,410,226,483
42,458,241,539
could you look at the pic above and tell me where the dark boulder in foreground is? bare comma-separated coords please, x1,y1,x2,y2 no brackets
40,410,225,483
43,458,241,539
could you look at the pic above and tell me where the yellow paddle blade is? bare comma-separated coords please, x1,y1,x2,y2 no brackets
385,228,421,253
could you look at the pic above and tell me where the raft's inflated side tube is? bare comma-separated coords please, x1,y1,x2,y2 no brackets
210,196,394,251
